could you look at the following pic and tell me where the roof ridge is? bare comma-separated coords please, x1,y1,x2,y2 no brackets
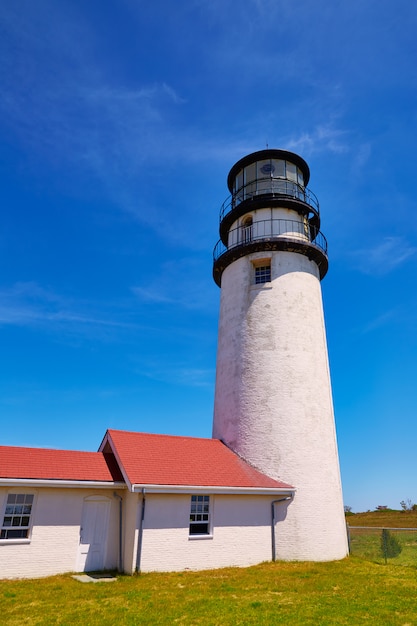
107,428,222,443
0,444,103,454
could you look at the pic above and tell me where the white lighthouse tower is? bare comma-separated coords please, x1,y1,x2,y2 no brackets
212,149,348,561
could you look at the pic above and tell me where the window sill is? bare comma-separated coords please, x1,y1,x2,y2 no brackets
188,534,213,541
250,282,272,291
0,539,31,545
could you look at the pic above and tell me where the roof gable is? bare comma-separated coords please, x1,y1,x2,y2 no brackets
103,429,293,490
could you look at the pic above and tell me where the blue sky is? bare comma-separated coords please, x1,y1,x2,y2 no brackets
1,0,417,512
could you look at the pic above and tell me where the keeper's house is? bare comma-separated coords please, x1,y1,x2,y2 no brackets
0,429,293,579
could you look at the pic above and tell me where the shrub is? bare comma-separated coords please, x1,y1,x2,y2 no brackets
380,529,402,564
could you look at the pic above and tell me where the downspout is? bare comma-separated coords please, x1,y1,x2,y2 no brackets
135,488,146,574
113,492,123,572
271,494,293,562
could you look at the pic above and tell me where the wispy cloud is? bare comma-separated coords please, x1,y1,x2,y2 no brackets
0,4,189,176
136,362,215,388
0,282,139,336
352,237,417,275
0,278,217,344
131,258,218,312
361,309,397,333
287,124,350,157
131,287,175,305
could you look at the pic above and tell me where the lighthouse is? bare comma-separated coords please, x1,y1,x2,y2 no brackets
212,149,348,561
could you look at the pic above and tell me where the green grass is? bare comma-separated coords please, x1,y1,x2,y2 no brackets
2,558,417,625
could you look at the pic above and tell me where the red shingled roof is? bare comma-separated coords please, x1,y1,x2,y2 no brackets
0,430,293,490
0,446,124,482
105,429,292,489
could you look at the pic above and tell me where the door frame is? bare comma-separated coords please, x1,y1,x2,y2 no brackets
76,495,111,572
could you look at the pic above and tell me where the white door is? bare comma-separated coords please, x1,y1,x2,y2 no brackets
77,496,111,572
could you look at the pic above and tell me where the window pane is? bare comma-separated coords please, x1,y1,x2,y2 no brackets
2,493,33,540
189,523,209,535
273,159,285,178
258,160,274,177
257,161,273,195
286,162,297,182
255,264,271,284
234,171,244,204
245,163,256,183
7,529,28,539
235,171,244,191
244,163,256,199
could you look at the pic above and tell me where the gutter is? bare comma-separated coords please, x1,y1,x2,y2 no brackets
0,479,126,490
271,494,294,562
131,484,294,496
135,488,146,574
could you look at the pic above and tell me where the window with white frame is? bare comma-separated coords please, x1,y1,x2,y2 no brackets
1,494,34,540
254,262,271,285
189,495,210,535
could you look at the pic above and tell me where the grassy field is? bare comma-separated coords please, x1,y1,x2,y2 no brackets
2,513,417,625
2,558,417,625
347,510,417,528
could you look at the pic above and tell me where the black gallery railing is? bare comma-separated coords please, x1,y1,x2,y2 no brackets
213,218,327,262
219,178,320,222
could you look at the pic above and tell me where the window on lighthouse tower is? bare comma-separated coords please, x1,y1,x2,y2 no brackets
254,262,271,285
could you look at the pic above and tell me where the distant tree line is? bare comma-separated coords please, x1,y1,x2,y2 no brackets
400,499,417,512
344,500,417,514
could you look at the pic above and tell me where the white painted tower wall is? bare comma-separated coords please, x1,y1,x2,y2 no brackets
212,152,348,561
